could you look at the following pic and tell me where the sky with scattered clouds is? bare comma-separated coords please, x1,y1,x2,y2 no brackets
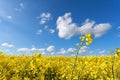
0,0,120,56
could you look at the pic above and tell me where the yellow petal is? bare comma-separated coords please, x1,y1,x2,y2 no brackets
86,37,93,42
86,41,92,46
86,42,90,46
80,36,85,41
85,33,92,38
86,38,89,41
88,37,93,41
116,48,120,53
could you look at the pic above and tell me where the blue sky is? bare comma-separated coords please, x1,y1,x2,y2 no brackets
0,0,120,56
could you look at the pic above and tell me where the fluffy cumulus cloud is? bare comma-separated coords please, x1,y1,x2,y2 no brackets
31,48,45,52
17,48,30,52
79,46,88,54
31,48,45,54
57,48,76,55
1,43,14,48
17,48,45,54
38,13,52,24
56,13,78,39
89,49,107,55
56,13,111,39
93,24,111,37
46,45,55,52
58,48,67,54
67,48,76,53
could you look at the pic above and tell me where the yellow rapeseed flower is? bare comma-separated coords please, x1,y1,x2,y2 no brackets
85,33,92,38
116,48,120,56
85,33,93,46
86,37,89,41
116,48,120,53
80,36,85,41
86,40,93,46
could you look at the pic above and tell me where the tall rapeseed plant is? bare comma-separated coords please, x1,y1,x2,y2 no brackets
71,33,93,80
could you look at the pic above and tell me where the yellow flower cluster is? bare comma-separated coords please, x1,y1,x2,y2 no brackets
116,48,120,56
0,52,120,80
80,33,93,46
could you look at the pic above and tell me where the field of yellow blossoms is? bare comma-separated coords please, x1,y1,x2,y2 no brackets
0,51,120,80
0,33,120,80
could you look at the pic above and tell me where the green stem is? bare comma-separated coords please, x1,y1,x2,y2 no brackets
70,41,84,80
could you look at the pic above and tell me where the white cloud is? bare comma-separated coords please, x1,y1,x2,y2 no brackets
93,23,111,37
59,48,67,54
17,47,45,54
6,16,12,19
38,12,52,24
31,48,44,52
0,11,12,21
31,48,37,52
31,48,45,54
56,13,111,39
17,48,30,52
46,45,55,52
57,47,76,55
15,3,24,11
89,49,106,55
36,29,42,34
38,48,45,53
1,43,14,48
98,50,106,54
56,13,78,39
49,29,55,33
67,48,76,53
79,46,88,54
